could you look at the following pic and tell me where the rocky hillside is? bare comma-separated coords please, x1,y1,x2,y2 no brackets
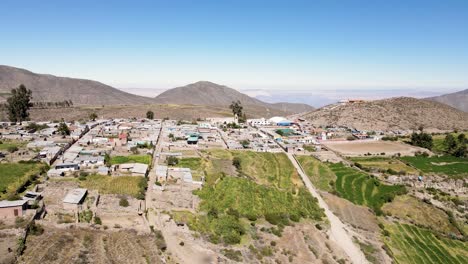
426,89,468,112
301,97,468,131
154,81,314,114
0,65,155,105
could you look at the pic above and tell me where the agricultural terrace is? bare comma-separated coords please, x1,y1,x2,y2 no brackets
110,154,151,165
400,155,468,178
80,174,147,199
350,157,419,175
296,155,336,191
200,149,303,190
432,132,468,153
382,195,459,235
328,163,406,214
192,177,324,244
383,222,467,264
0,162,47,199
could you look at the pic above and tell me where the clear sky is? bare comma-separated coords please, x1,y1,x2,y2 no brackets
1,0,468,91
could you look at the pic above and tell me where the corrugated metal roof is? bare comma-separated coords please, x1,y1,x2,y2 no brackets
0,200,28,208
63,188,87,204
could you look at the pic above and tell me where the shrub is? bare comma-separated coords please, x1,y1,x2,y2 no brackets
94,216,102,225
119,197,129,207
232,157,241,170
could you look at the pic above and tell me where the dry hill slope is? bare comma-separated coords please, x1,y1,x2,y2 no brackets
0,65,155,105
154,81,314,114
301,97,468,131
426,89,468,112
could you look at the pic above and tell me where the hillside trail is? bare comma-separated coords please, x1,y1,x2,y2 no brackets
286,153,368,264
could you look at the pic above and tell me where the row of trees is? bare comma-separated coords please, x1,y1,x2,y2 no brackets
410,126,467,157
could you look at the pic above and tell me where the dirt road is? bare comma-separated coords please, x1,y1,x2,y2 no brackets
287,153,368,264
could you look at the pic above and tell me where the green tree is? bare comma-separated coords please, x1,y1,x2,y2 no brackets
7,84,32,123
229,100,243,118
57,119,71,136
89,112,98,121
146,110,154,119
457,133,467,144
443,134,457,153
410,128,433,149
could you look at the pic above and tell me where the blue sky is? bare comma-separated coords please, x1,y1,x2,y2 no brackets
1,0,468,92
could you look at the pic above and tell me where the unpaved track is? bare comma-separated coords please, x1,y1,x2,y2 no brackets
287,153,368,264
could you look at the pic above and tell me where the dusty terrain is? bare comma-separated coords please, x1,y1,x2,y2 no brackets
302,97,468,131
322,140,427,156
18,226,165,264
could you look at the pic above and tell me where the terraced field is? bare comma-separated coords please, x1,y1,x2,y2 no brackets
328,163,406,213
296,155,336,191
350,157,419,175
384,222,468,264
400,155,468,178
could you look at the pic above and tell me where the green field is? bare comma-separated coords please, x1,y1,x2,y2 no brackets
201,150,302,189
328,163,406,213
400,156,468,177
192,177,324,244
0,140,27,151
80,174,147,199
384,222,468,264
351,157,419,175
0,162,45,199
174,157,202,170
110,154,151,165
296,155,336,191
185,150,324,245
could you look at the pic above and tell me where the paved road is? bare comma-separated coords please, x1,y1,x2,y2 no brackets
287,153,368,264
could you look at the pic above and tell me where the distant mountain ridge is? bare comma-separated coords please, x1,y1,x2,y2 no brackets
300,97,468,131
426,89,468,112
154,81,315,114
0,65,155,105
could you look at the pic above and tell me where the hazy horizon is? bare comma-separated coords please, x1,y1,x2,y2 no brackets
1,0,468,92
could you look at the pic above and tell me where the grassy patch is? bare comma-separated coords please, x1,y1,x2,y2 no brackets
382,195,459,235
400,156,468,178
80,174,147,199
231,151,302,189
110,155,151,165
383,222,468,264
296,155,336,191
0,140,27,151
328,163,406,214
173,157,202,170
0,162,46,199
351,157,419,175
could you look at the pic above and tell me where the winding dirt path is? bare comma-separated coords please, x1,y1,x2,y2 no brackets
287,153,368,264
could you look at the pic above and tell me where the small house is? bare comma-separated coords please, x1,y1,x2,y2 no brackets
0,200,28,218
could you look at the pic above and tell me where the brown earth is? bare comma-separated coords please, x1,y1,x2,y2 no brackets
18,227,165,264
301,97,468,131
0,103,297,122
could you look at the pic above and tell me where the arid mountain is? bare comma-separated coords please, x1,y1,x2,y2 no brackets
154,81,314,114
0,65,155,105
301,97,468,131
426,89,468,112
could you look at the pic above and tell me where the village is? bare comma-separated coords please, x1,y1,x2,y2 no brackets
0,112,467,264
